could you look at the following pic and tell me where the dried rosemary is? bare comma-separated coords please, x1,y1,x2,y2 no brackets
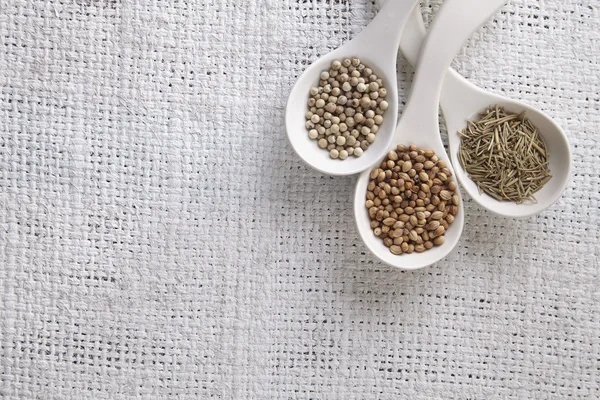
458,105,552,204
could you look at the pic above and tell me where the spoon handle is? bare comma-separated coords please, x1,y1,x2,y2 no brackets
354,0,421,68
397,0,507,143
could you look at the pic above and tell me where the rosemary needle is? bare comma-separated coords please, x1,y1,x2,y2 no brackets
458,106,552,204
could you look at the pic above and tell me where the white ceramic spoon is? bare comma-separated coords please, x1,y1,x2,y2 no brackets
354,0,507,270
285,0,421,176
378,0,572,218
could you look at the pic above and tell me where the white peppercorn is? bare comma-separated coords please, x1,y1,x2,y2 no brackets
305,58,388,159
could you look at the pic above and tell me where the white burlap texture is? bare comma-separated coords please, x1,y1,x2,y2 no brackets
1,0,599,398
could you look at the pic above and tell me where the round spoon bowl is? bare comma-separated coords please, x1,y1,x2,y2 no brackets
446,95,572,219
354,145,464,270
286,53,398,176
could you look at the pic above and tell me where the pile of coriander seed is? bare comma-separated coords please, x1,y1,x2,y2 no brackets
305,58,388,160
365,145,460,255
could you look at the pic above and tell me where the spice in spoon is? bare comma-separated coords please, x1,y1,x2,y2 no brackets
305,58,388,159
458,106,551,204
365,145,459,255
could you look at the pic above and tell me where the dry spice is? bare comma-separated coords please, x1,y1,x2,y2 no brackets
306,58,387,159
365,145,459,255
458,105,551,203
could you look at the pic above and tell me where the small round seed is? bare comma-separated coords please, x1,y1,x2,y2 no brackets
390,245,402,255
383,218,396,226
434,226,445,237
426,221,440,231
408,230,419,242
440,190,453,201
431,211,444,220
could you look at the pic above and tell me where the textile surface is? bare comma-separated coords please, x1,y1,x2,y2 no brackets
1,0,599,398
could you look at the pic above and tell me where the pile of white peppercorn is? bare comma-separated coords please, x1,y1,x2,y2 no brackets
365,145,459,255
305,58,388,160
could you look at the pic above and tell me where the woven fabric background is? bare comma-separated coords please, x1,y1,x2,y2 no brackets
1,0,599,398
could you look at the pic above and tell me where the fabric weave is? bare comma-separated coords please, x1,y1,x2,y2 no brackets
1,0,599,398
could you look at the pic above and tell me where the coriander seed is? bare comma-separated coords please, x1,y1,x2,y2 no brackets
365,145,459,256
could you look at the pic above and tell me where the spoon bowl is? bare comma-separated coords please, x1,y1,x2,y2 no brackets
285,0,420,176
378,1,572,217
354,130,465,271
441,77,572,218
354,0,507,270
286,54,399,175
